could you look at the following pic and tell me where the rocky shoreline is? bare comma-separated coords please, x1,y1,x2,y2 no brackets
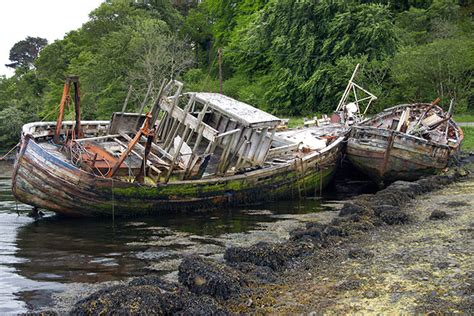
50,155,474,314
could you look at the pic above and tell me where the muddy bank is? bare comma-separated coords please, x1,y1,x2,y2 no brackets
70,157,473,314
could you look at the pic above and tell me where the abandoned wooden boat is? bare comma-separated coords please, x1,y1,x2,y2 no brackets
12,77,345,217
346,101,463,185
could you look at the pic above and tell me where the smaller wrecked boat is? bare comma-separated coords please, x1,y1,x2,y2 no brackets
347,100,463,185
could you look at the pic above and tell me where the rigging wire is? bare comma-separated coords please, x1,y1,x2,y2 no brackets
0,143,19,161
201,51,219,92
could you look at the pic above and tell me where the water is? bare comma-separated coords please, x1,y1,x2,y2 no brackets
0,160,368,314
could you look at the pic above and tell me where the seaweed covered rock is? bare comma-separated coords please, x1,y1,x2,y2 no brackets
372,204,396,216
390,181,424,196
372,189,408,208
339,202,373,217
379,209,409,225
291,222,347,243
71,285,182,315
305,222,327,231
331,216,375,234
224,241,303,271
228,262,278,284
416,178,441,192
323,224,347,237
443,200,468,208
20,312,58,316
348,248,374,259
178,255,245,300
72,278,226,315
290,225,326,243
178,294,227,315
429,210,448,220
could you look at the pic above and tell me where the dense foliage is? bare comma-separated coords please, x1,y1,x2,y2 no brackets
183,0,473,115
0,0,472,147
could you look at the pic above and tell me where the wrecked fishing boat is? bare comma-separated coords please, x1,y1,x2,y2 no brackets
347,100,463,185
12,77,345,217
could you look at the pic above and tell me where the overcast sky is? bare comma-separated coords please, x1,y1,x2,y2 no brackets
0,0,104,77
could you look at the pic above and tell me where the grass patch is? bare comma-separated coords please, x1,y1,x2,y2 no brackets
461,126,474,151
287,117,305,128
286,115,328,128
453,114,474,123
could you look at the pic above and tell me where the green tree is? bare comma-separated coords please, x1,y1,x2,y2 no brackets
6,36,48,70
36,0,193,120
392,37,474,111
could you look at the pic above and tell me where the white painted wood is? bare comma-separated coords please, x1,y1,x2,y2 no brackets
193,93,281,128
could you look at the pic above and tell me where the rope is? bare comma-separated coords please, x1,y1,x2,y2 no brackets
39,100,64,123
111,177,115,226
0,142,19,161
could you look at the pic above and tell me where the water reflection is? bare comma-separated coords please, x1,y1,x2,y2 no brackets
13,197,328,282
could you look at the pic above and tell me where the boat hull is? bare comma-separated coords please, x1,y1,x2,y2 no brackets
12,135,343,217
347,126,454,184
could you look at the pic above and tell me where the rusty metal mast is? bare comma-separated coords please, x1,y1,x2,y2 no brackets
54,76,82,144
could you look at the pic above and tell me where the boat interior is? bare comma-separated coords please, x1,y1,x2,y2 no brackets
23,79,344,185
365,102,463,147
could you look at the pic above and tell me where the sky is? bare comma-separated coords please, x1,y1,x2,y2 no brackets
0,0,104,77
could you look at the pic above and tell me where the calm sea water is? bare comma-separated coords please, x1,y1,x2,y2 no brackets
0,160,371,313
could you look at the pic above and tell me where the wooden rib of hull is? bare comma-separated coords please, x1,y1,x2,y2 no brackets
347,126,454,184
12,135,343,217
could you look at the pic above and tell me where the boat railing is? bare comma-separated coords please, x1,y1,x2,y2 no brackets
22,120,110,140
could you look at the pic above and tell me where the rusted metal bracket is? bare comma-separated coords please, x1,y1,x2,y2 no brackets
54,76,82,144
135,132,155,183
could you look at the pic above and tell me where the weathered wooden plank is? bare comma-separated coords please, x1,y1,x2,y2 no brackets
74,134,120,143
160,98,220,142
267,143,300,158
